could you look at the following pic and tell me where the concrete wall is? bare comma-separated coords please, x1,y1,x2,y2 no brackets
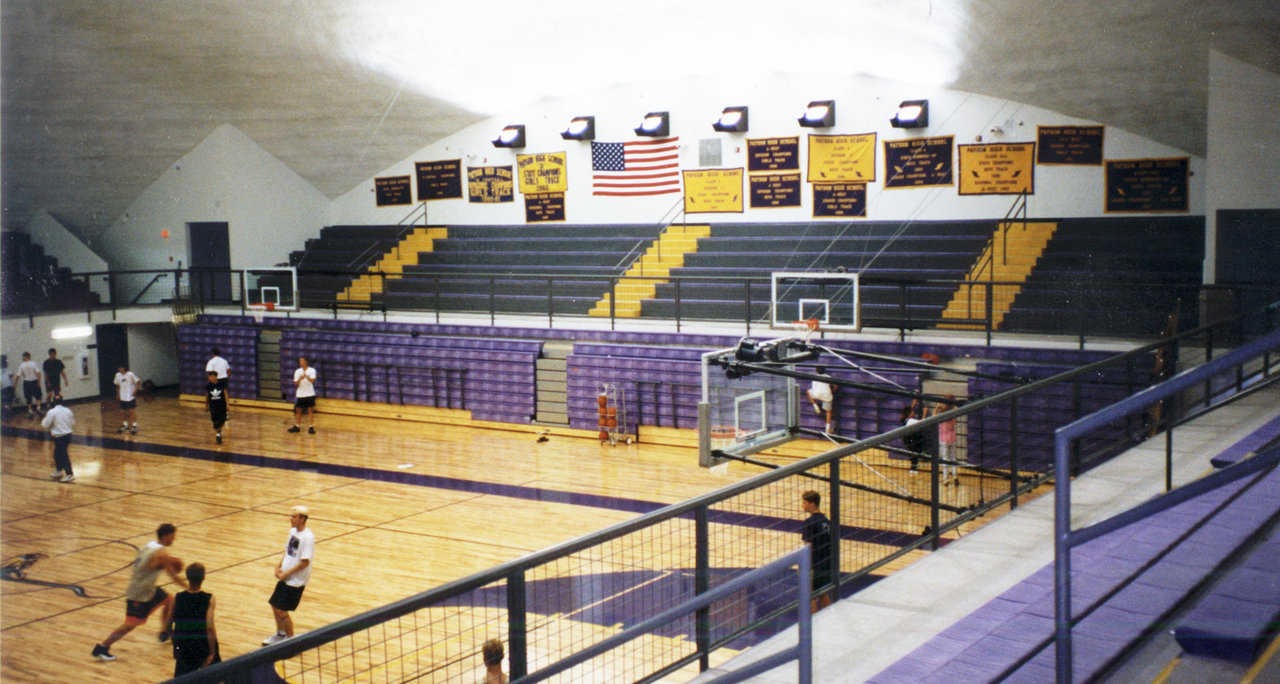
1204,50,1280,282
329,72,1204,226
127,323,179,388
2,313,101,402
101,124,329,284
22,210,111,302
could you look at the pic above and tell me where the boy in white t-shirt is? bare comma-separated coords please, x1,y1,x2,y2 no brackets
15,351,43,418
113,365,141,434
807,366,836,434
288,357,317,435
263,505,315,644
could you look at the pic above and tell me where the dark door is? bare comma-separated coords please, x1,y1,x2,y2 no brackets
96,324,128,398
188,222,232,304
1217,209,1280,329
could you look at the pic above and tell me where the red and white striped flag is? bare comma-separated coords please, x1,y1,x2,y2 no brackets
591,137,681,196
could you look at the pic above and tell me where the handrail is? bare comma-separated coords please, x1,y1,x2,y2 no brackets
615,196,688,275
613,238,648,273
127,272,167,305
397,200,427,226
521,548,813,683
167,296,1280,684
971,190,1028,284
1051,324,1280,682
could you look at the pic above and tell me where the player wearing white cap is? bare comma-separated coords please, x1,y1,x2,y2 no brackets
263,505,314,645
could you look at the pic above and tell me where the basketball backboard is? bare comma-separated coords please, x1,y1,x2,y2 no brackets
243,267,298,311
771,271,860,332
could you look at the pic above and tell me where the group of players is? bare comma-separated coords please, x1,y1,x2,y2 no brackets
81,347,322,675
90,506,316,678
201,348,319,444
6,348,69,418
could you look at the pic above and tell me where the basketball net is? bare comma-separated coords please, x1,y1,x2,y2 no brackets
796,317,820,344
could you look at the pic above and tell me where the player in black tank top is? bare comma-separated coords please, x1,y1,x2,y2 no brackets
171,563,218,676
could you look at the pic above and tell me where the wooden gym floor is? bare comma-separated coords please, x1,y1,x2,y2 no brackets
0,395,1009,683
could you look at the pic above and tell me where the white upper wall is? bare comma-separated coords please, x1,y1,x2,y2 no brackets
330,73,1204,226
24,209,109,273
1204,50,1280,282
1207,51,1280,210
103,123,329,272
23,210,111,302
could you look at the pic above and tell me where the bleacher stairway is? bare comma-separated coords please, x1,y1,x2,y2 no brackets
588,224,711,317
535,341,573,425
257,329,283,400
939,221,1057,329
338,226,447,303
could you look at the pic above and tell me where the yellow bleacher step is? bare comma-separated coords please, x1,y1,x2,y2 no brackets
589,225,710,317
338,226,446,302
939,221,1057,330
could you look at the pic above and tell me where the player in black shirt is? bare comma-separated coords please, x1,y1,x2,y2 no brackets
801,490,833,611
42,348,68,410
205,371,229,444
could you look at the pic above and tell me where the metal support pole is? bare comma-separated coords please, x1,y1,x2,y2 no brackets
507,571,528,680
1010,397,1019,509
695,506,710,671
828,457,841,601
1054,435,1073,683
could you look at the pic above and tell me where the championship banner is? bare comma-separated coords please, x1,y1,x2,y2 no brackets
467,166,514,204
524,192,566,222
415,159,463,201
746,136,800,172
748,173,802,208
807,133,876,183
1105,158,1189,213
883,136,953,188
812,183,867,218
958,143,1035,195
516,152,568,194
1037,126,1104,165
683,168,743,214
374,175,412,206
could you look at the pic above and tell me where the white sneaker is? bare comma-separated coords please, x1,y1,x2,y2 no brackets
50,470,63,480
262,633,289,645
60,473,75,483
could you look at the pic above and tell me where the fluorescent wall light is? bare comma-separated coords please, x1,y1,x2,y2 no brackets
712,106,749,133
560,115,595,140
798,100,835,128
51,325,93,340
491,124,526,148
890,99,929,128
634,111,670,137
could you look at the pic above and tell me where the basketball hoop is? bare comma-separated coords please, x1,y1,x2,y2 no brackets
264,301,275,312
250,309,264,325
710,425,737,451
793,317,821,342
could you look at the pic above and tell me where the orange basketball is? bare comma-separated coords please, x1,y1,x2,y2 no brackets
597,394,608,408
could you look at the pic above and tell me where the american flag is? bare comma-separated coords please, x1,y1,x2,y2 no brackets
591,137,681,196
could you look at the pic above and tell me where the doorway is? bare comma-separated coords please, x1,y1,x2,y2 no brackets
95,324,128,398
188,222,231,304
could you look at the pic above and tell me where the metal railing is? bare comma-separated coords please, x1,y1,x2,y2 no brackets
160,299,1279,683
1050,320,1280,681
9,266,1278,349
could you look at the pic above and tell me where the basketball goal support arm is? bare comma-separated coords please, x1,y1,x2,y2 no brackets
713,360,963,405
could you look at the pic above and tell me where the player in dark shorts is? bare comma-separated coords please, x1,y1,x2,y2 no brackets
205,371,229,444
42,348,67,410
801,490,834,612
15,351,42,417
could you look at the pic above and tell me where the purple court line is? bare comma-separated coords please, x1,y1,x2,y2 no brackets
2,425,934,548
